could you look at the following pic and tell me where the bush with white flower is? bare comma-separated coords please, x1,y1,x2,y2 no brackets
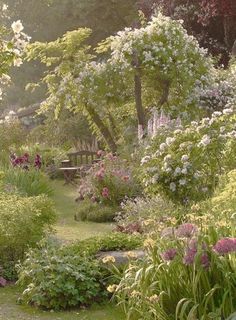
101,12,214,118
0,6,30,100
140,108,236,204
197,60,236,113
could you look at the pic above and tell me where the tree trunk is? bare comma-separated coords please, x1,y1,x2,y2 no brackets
158,79,170,107
85,103,117,153
133,53,146,129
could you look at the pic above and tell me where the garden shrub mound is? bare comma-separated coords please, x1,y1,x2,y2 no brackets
75,198,118,222
17,233,143,310
17,243,105,311
65,232,144,257
0,193,56,280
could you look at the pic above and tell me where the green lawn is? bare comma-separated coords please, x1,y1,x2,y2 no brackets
50,180,114,241
0,180,123,320
0,286,124,320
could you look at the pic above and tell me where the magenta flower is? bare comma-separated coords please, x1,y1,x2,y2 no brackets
213,238,236,255
176,223,198,238
102,187,109,198
34,154,42,169
162,248,177,261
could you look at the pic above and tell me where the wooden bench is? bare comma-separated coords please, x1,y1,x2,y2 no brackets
60,151,98,185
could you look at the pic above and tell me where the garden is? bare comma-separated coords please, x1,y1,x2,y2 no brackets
0,1,236,319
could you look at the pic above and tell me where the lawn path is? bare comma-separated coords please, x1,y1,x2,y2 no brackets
50,180,114,241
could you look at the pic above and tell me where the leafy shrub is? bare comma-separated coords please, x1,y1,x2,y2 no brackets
65,233,143,257
0,193,56,279
75,198,118,222
115,224,236,320
3,168,52,196
140,108,236,204
78,153,141,207
187,169,236,237
17,242,106,310
0,121,27,154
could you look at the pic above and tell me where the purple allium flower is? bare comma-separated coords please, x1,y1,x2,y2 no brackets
183,243,197,265
176,223,198,238
162,248,177,261
213,238,236,255
183,239,209,268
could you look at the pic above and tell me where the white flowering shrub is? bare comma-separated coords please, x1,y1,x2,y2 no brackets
140,108,236,204
197,61,236,113
104,12,213,118
0,11,30,100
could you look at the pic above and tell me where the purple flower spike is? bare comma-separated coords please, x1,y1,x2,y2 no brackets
176,223,198,238
162,248,177,261
213,238,236,255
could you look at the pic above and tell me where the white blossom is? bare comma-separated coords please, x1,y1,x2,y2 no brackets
11,20,24,34
170,182,176,192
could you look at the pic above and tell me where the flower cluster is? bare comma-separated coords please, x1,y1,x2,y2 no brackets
159,221,236,271
108,12,213,117
140,107,236,203
10,153,42,170
78,153,141,206
0,15,30,101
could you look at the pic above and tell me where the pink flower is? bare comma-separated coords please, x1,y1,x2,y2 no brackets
213,238,236,255
176,223,198,238
122,175,130,182
162,248,177,261
102,187,109,198
95,168,105,180
97,150,104,158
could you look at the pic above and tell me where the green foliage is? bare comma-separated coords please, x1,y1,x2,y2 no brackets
140,109,236,204
29,110,93,149
65,233,143,257
76,199,118,223
0,121,27,154
17,241,106,310
3,167,53,196
0,193,56,279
